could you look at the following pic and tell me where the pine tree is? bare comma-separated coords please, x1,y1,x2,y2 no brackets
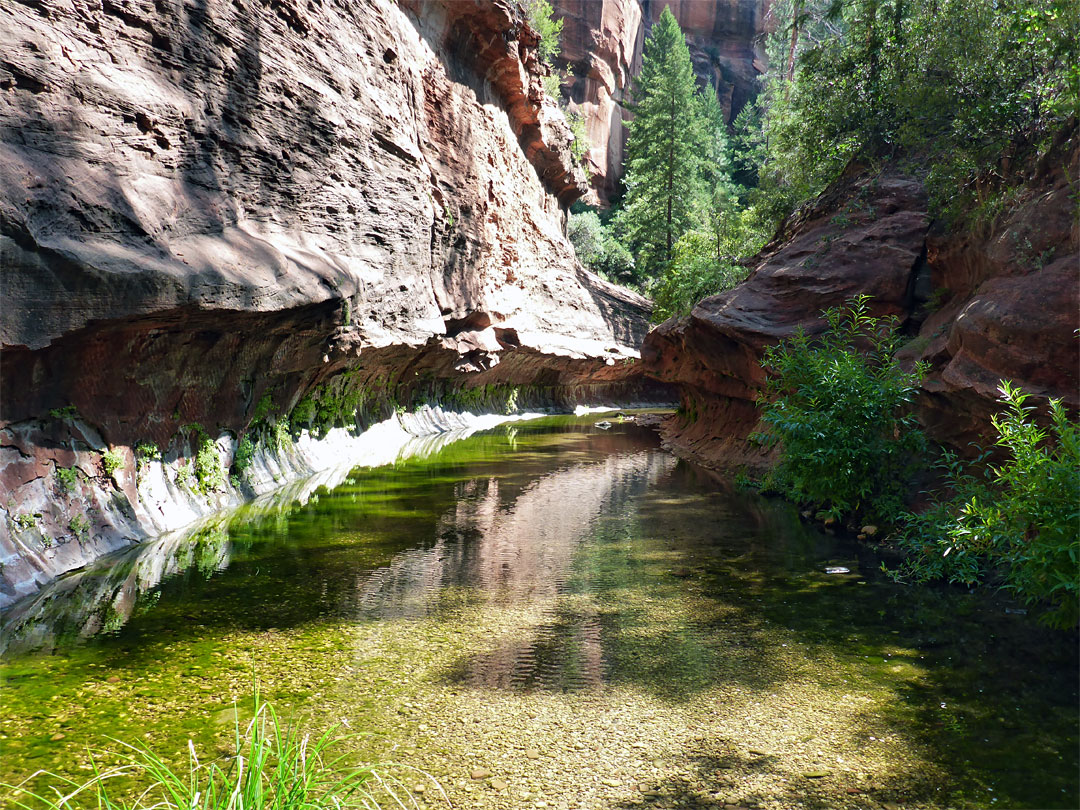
616,7,705,281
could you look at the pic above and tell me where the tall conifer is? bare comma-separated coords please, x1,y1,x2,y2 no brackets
617,7,705,281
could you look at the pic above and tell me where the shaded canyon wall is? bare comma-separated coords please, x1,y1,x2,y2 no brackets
0,0,670,603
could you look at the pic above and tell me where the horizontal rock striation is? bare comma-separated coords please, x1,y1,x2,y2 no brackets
642,140,1080,470
0,0,668,603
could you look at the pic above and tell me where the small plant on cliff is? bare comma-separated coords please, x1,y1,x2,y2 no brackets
891,382,1080,628
101,449,124,477
194,437,226,495
234,435,256,474
526,0,563,66
55,466,80,494
754,295,927,522
69,514,90,541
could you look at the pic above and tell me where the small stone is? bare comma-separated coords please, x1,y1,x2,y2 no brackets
825,566,850,574
823,517,837,526
801,510,813,519
748,748,768,756
50,733,66,741
490,778,508,790
106,676,121,683
602,778,621,788
857,533,867,540
413,784,426,794
470,768,491,780
637,783,652,793
671,568,693,578
861,525,878,536
525,747,541,760
802,770,830,778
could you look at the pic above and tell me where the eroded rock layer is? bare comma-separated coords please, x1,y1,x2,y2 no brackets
642,137,1080,471
0,0,665,603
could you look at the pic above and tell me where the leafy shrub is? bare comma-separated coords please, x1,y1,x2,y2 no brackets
568,210,636,284
526,0,563,65
135,442,161,463
101,449,124,477
754,295,927,522
649,230,750,321
55,466,80,493
234,435,255,474
892,382,1079,628
194,437,226,495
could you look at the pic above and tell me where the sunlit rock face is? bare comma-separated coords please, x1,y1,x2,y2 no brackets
552,0,770,203
0,0,666,601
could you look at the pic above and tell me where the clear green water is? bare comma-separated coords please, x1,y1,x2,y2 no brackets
2,415,1077,809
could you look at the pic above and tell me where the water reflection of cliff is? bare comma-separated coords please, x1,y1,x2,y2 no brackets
357,450,676,691
0,426,507,656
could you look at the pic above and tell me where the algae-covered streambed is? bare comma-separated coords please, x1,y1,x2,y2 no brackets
2,415,1077,809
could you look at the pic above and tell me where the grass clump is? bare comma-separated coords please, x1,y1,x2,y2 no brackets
5,690,437,810
891,381,1080,628
753,295,927,523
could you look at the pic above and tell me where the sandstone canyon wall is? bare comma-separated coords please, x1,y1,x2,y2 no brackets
0,0,667,604
642,132,1080,472
552,0,770,203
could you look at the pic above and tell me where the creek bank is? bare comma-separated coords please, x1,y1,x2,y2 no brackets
641,139,1079,472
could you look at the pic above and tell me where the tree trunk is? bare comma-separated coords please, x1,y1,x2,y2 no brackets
787,0,803,82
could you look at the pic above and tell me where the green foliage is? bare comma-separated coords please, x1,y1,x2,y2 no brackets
738,0,1078,226
565,109,590,166
526,0,563,65
755,295,927,521
617,8,706,280
234,435,255,474
55,467,80,493
101,449,124,477
650,230,749,321
4,689,430,810
567,210,636,283
541,72,561,99
48,405,78,420
194,437,226,495
11,513,38,532
135,442,161,463
892,383,1079,628
68,514,90,541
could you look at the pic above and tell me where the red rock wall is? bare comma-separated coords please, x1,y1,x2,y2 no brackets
642,139,1080,470
0,0,666,602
